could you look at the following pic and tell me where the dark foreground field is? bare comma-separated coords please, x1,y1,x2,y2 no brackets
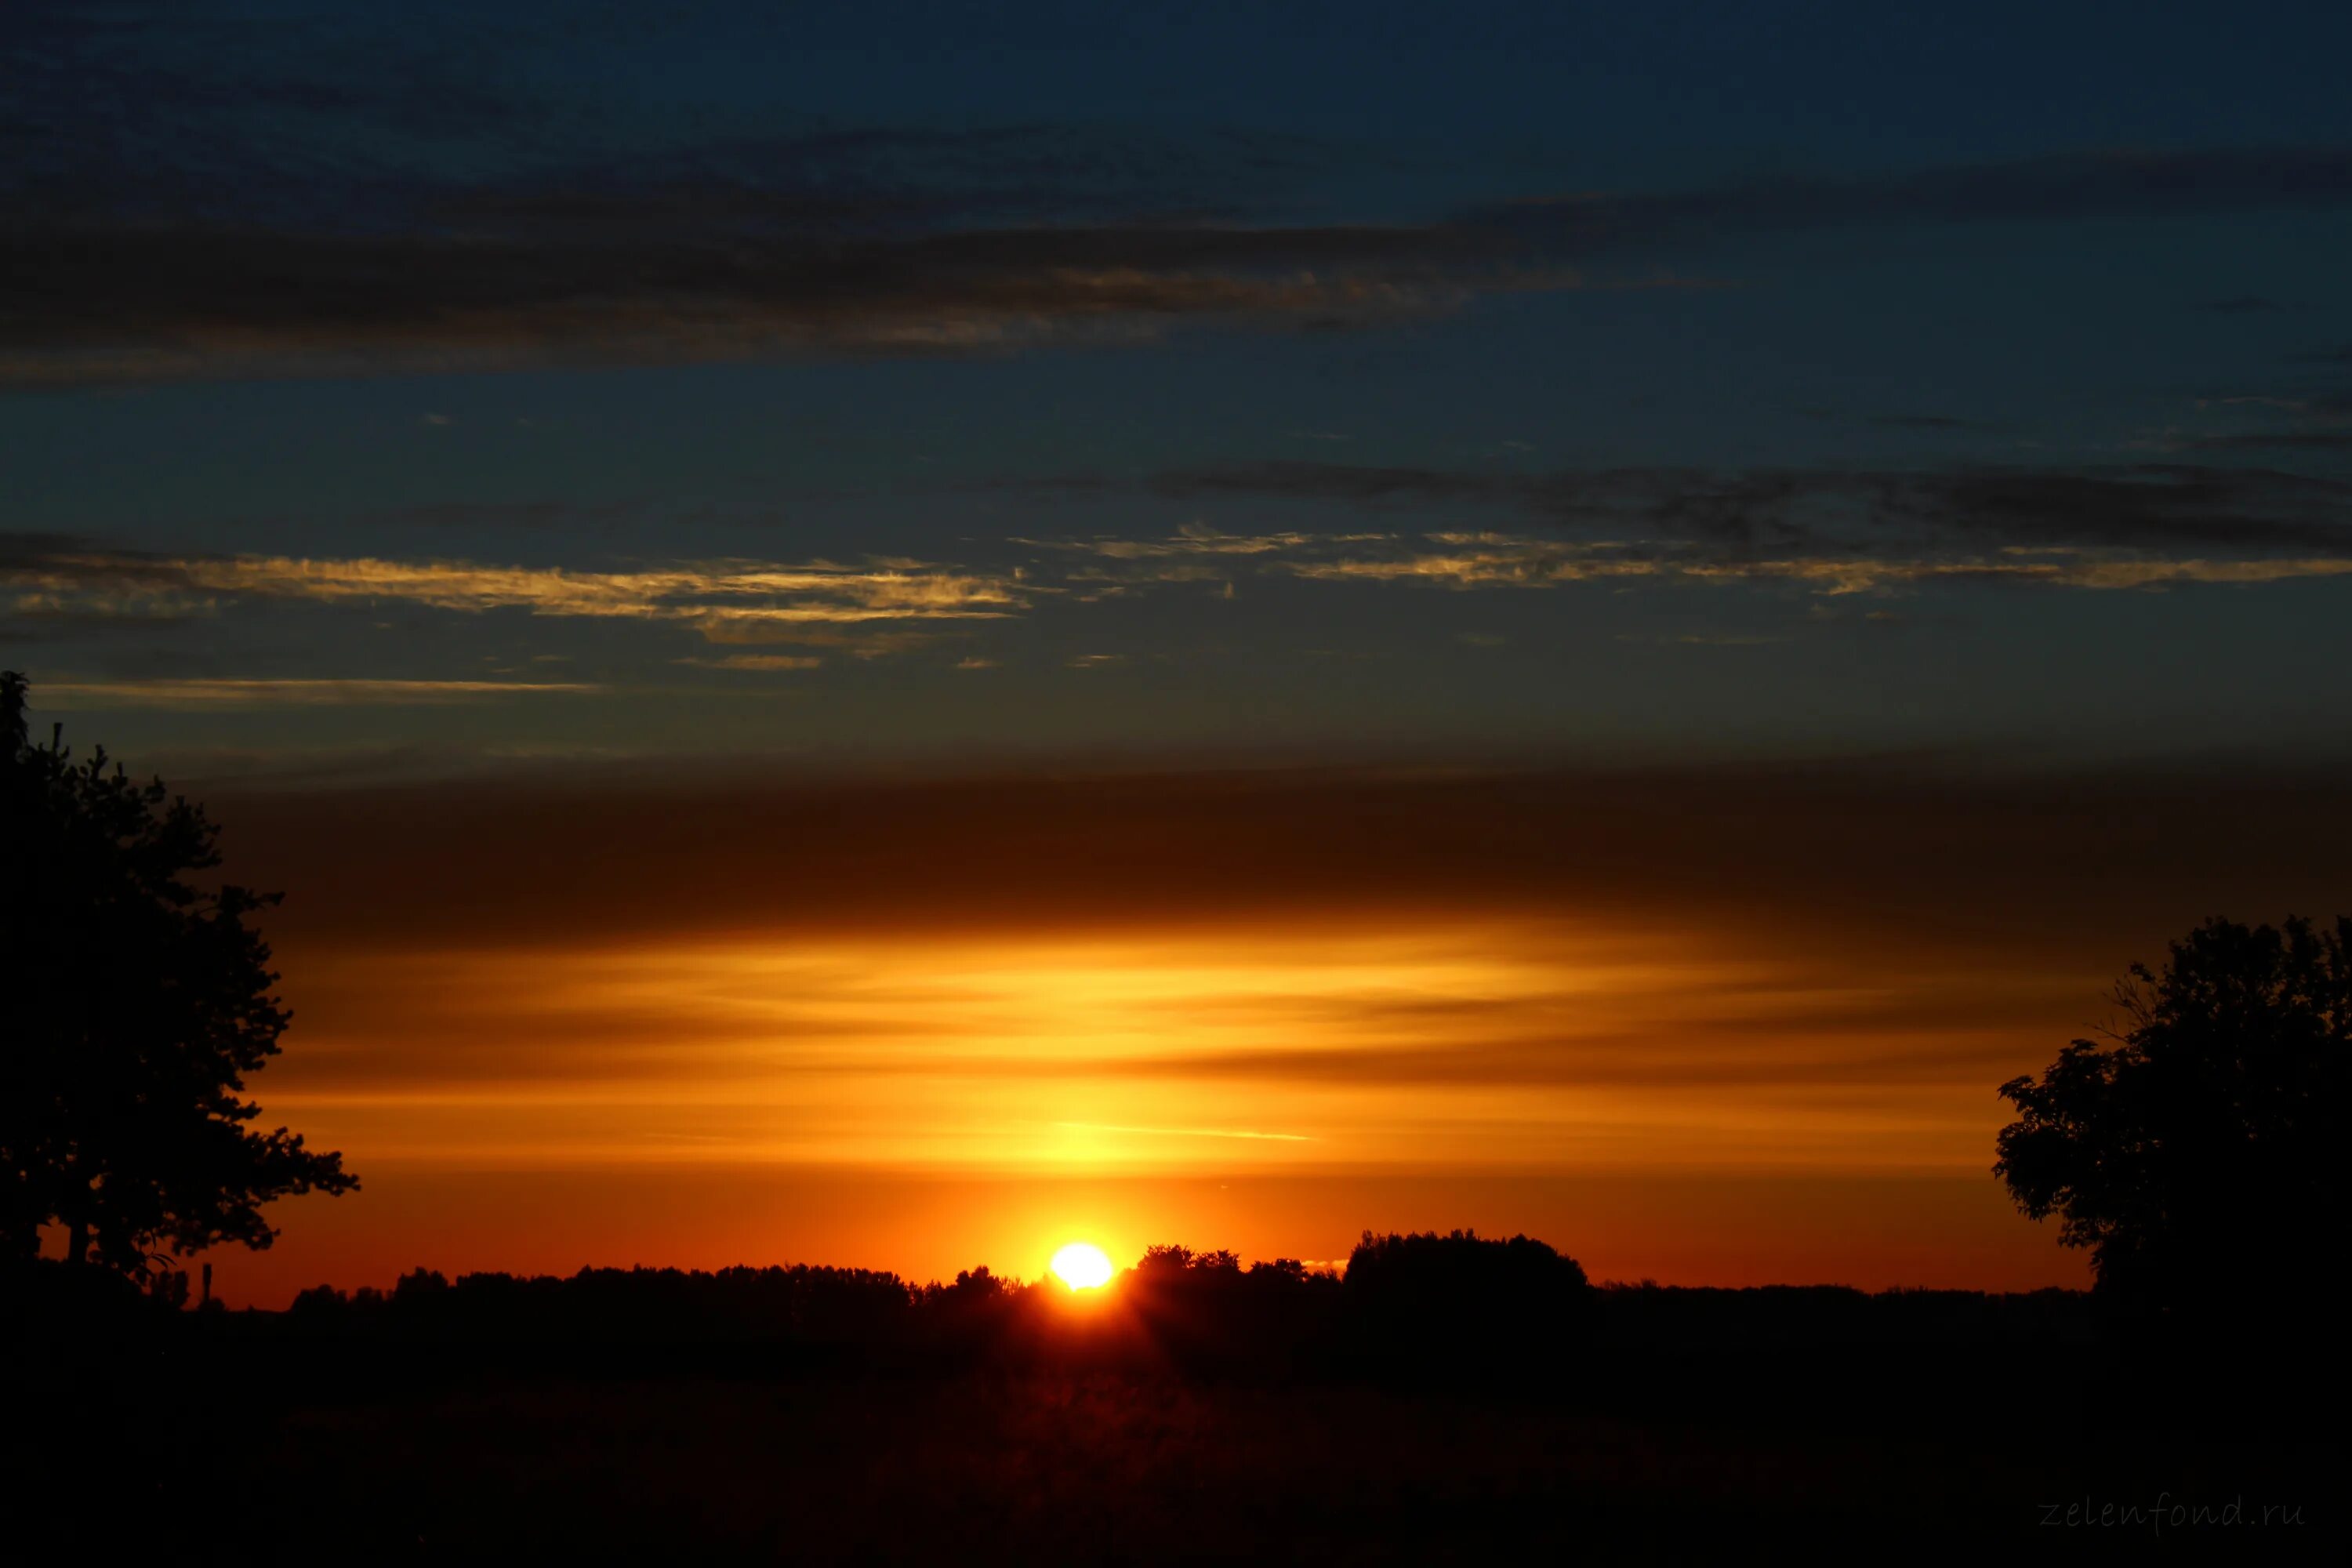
11,1247,2347,1559
242,1367,2343,1560
21,1341,2349,1558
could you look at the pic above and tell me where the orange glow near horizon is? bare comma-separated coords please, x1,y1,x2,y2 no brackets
212,909,2100,1306
263,919,2050,1174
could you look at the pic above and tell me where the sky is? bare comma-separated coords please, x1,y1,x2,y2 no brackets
8,2,2352,1301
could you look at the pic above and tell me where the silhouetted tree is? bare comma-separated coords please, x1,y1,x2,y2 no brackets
1995,916,2347,1323
2,673,355,1278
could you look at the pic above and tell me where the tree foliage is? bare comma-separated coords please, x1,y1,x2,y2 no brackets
2,672,355,1277
1994,915,2347,1318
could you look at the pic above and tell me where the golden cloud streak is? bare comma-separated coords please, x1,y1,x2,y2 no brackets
1014,524,1390,559
1011,525,2352,597
12,551,1031,637
38,678,601,707
263,920,2032,1176
1050,1121,1319,1142
1290,539,2352,594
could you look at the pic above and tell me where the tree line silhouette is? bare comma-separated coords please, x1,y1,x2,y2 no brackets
31,1229,2064,1385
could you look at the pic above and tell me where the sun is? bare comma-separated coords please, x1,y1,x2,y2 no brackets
1049,1241,1115,1290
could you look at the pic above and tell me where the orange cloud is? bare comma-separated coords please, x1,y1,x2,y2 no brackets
259,920,2034,1180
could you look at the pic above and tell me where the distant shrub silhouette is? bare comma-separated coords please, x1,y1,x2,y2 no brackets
1996,915,2348,1328
1346,1229,1591,1297
1342,1230,1592,1374
1,673,354,1281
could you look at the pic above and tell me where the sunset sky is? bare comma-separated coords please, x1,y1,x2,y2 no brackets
9,3,2352,1303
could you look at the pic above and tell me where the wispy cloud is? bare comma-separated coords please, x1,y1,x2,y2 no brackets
38,678,601,707
1287,537,2352,595
5,544,1032,639
1009,455,2352,599
1019,527,1334,560
200,753,2352,1187
2167,381,2352,452
14,132,2352,384
1147,459,2352,554
1049,1121,1316,1143
2191,295,2291,314
1016,520,1389,561
675,654,823,671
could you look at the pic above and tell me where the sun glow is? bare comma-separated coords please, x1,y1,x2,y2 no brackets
1050,1241,1115,1290
264,921,2016,1185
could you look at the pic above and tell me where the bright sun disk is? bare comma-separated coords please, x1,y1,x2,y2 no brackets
1050,1241,1114,1290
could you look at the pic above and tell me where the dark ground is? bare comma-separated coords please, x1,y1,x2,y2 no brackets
10,1261,2345,1560
247,1368,2341,1560
17,1339,2346,1561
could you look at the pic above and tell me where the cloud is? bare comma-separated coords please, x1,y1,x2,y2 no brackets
183,754,2352,1111
1142,459,2352,555
2175,430,2352,452
2169,383,2352,452
38,678,601,708
677,654,823,672
2,542,1031,638
199,755,2352,953
1009,459,2352,597
1048,1121,1316,1143
1458,146,2352,242
13,139,2352,383
1286,538,2352,596
690,622,948,657
1014,521,1387,561
0,224,1521,387
1079,1033,2045,1093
